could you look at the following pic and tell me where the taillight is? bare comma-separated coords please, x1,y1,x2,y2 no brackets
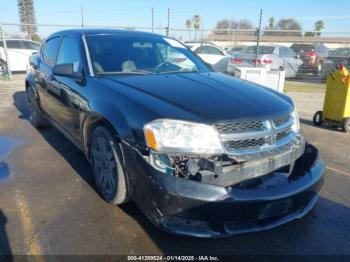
252,59,272,65
231,58,242,64
306,51,317,57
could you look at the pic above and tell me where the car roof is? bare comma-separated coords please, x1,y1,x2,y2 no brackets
47,28,166,39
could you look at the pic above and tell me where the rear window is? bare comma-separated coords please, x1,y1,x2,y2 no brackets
291,44,315,53
0,40,22,49
21,41,41,50
0,40,41,50
241,46,275,55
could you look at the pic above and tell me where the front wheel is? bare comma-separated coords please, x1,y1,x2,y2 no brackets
313,111,323,126
341,118,350,132
26,86,47,128
90,126,129,205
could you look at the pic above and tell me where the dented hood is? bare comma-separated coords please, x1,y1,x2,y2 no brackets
104,72,293,123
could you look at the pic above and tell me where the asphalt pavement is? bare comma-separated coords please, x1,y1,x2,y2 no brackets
0,75,349,256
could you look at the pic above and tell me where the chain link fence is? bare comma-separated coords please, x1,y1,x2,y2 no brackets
1,23,350,85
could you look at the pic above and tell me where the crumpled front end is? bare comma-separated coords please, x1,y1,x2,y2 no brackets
123,140,324,238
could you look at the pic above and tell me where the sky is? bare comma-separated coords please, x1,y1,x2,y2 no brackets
1,0,350,38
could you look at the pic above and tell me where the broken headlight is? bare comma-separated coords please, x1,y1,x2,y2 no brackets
144,119,224,154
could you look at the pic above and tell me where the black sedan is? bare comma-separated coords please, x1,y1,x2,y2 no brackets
26,29,324,237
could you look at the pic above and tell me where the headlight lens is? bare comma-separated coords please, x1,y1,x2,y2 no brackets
144,119,224,154
290,110,300,133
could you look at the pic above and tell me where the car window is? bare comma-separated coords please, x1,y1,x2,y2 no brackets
86,35,210,74
5,40,22,49
21,41,41,50
42,37,61,65
241,46,275,55
205,46,224,55
194,46,206,54
283,47,296,58
279,47,287,58
158,44,196,70
291,44,314,53
333,48,350,57
57,37,82,73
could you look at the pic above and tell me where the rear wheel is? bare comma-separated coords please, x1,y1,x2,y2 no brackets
26,86,47,128
90,126,129,205
341,118,350,132
313,111,323,126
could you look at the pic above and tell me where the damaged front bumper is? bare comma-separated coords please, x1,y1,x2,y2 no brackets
124,143,324,238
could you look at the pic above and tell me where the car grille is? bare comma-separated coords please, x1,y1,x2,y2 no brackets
215,121,264,133
214,112,300,161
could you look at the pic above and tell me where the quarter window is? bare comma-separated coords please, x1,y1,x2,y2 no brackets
42,37,61,65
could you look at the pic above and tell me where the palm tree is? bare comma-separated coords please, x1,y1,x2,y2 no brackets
17,0,37,40
314,20,325,36
268,17,275,29
192,15,201,41
185,19,192,41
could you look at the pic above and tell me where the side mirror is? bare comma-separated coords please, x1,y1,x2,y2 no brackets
52,63,83,83
294,54,300,59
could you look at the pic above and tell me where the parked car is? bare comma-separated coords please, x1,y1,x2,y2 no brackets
290,43,332,77
26,29,324,238
225,45,247,56
0,39,41,72
327,48,350,69
185,42,231,73
228,45,303,78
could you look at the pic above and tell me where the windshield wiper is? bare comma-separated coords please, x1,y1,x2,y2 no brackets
157,69,198,74
96,70,153,76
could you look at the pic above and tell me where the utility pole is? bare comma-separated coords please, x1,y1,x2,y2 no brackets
151,8,154,33
255,9,263,67
0,24,11,80
166,8,170,36
80,1,84,28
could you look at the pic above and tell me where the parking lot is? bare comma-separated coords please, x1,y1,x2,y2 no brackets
0,75,349,256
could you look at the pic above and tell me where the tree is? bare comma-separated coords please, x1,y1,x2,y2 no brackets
276,18,302,36
304,31,315,37
215,19,230,35
17,0,37,40
268,17,275,29
238,19,253,30
192,15,201,41
314,20,325,36
185,19,192,41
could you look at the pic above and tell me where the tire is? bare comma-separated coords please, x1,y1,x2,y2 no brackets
313,111,323,126
90,126,129,205
26,86,47,128
341,118,350,132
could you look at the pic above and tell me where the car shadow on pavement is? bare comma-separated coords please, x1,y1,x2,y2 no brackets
0,210,12,261
300,117,343,132
12,91,95,189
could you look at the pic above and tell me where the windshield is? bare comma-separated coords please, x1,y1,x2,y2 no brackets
291,45,314,53
241,46,275,55
86,34,211,75
333,48,350,57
